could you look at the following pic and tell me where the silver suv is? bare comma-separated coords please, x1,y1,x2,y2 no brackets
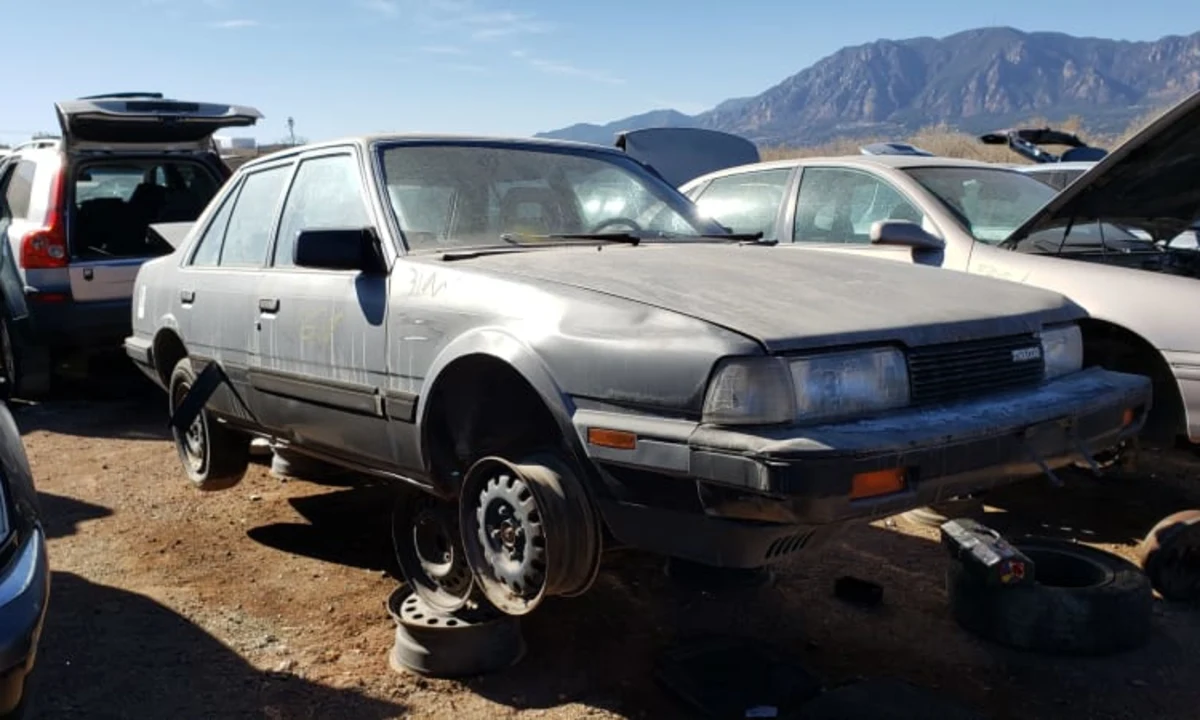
0,92,261,397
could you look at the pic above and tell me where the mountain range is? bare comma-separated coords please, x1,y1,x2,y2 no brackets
535,26,1200,147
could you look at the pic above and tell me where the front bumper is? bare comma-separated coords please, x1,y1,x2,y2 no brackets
0,527,49,716
578,367,1151,568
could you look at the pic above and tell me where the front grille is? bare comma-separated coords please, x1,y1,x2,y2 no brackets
908,333,1044,406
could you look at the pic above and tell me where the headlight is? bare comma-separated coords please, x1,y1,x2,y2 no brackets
702,347,911,426
1040,323,1083,380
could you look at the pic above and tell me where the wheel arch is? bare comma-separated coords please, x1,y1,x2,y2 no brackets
151,326,189,389
414,329,589,495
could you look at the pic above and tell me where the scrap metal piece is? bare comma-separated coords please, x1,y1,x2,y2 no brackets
939,518,1036,587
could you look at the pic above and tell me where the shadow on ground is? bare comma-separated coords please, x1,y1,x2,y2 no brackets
34,571,407,720
37,492,113,540
246,480,399,576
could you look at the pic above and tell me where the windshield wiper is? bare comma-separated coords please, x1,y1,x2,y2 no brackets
699,231,778,246
499,232,642,246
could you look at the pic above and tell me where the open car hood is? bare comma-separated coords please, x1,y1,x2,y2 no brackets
1005,88,1200,244
979,127,1109,164
55,92,263,147
614,127,760,187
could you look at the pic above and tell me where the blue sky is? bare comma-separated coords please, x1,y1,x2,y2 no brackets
3,0,1200,147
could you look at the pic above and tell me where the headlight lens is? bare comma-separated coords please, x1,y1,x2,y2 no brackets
1040,323,1083,380
790,347,910,424
702,347,911,426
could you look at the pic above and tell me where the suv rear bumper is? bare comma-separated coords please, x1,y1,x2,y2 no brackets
578,367,1151,568
26,296,131,351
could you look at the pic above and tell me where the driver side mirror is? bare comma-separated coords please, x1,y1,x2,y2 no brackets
869,220,945,251
294,227,387,274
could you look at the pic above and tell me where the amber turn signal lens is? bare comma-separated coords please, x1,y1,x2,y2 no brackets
1122,408,1136,427
587,427,637,450
850,468,907,500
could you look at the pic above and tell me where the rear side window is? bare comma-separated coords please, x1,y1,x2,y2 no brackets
273,154,370,268
692,169,792,239
218,165,291,268
3,160,36,220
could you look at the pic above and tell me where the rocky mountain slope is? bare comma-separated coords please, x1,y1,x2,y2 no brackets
537,27,1200,147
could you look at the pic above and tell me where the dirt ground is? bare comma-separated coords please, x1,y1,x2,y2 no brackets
17,362,1200,719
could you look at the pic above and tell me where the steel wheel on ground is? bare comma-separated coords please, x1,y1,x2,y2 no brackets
459,452,601,616
167,358,250,491
392,490,479,613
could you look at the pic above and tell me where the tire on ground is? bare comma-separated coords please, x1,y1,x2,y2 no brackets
168,358,250,491
946,539,1153,655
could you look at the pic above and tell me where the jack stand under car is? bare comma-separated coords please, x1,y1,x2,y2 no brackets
941,518,1153,656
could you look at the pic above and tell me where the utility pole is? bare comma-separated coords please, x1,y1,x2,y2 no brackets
287,117,296,146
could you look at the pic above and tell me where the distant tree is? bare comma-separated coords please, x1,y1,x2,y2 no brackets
31,131,57,139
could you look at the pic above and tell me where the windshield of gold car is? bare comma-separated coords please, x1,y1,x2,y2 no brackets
904,166,1154,253
377,142,720,251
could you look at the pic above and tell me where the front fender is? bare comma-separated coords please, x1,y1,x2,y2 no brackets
414,326,588,479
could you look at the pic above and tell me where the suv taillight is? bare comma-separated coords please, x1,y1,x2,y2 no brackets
19,168,67,270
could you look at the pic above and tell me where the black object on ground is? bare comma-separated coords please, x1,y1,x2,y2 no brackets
946,534,1152,655
1135,508,1200,603
665,558,774,591
940,518,1036,587
797,677,986,720
833,576,883,608
654,635,822,719
385,585,525,679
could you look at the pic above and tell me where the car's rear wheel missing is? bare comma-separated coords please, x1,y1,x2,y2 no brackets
459,452,601,616
168,358,250,491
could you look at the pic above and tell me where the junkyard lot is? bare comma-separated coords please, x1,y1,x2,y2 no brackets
22,366,1200,719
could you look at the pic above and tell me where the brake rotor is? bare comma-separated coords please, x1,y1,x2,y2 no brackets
392,491,479,613
1135,509,1200,603
386,585,525,678
459,453,602,616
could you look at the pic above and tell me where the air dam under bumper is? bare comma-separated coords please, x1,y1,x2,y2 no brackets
578,366,1151,569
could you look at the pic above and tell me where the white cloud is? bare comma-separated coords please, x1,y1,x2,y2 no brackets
209,18,259,29
362,0,399,16
369,0,553,41
515,52,624,86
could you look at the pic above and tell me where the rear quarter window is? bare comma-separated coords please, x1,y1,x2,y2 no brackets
2,160,36,220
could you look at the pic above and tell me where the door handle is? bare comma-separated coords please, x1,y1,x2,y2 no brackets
258,297,280,313
179,289,194,304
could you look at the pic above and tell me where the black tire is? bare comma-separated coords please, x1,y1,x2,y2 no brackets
947,539,1153,656
168,358,250,491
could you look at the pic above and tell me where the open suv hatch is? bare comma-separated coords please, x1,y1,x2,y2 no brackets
0,92,261,397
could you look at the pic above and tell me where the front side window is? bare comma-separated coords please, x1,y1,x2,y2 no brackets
377,143,718,251
218,164,291,267
691,169,792,239
793,167,925,244
273,154,371,267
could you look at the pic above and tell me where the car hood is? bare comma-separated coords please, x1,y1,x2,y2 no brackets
1007,88,1200,244
451,244,1081,353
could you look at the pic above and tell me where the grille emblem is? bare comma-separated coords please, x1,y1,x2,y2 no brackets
1011,347,1042,363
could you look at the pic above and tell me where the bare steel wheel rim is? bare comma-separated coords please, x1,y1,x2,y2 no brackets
392,492,476,613
171,380,207,474
459,454,602,616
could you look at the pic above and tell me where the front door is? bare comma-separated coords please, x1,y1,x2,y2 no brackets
250,148,392,466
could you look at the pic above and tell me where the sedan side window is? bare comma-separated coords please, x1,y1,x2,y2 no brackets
273,153,371,268
218,164,291,268
793,167,925,244
188,181,240,267
691,169,792,239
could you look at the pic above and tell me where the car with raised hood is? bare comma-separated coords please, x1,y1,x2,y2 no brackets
676,88,1200,452
0,92,262,398
125,133,1149,618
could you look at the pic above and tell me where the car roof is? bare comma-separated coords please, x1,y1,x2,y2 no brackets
237,133,627,172
689,153,1005,185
